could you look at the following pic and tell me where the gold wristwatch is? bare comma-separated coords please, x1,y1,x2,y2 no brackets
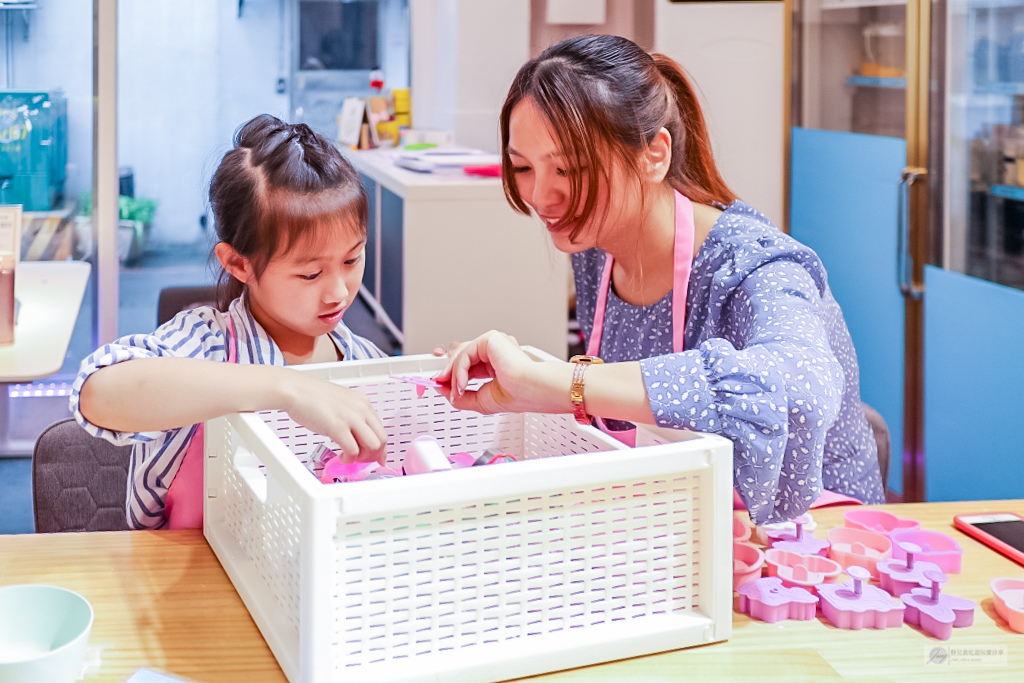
569,355,603,425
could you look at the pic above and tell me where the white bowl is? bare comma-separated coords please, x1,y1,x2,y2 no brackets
0,584,94,683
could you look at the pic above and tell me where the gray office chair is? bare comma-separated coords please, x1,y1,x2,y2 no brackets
32,418,131,533
157,284,219,326
862,402,891,492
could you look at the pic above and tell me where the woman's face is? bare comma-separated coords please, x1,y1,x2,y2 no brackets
507,98,627,254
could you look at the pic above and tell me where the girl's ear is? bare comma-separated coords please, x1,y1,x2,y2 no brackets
214,242,253,285
644,128,672,183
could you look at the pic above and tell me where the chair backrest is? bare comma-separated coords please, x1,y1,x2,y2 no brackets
157,284,218,327
862,402,891,492
33,418,131,533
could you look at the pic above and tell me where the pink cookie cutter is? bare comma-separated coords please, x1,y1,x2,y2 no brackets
877,542,943,596
901,569,975,640
766,514,830,557
390,374,442,398
827,527,892,579
765,548,842,594
843,508,921,537
733,516,752,543
890,529,964,574
734,541,765,591
320,458,399,484
754,513,817,545
817,566,905,630
737,577,818,623
991,577,1024,633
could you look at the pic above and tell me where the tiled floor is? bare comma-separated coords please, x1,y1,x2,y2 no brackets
1,241,399,534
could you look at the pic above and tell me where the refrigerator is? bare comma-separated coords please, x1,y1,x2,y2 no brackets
790,0,1024,501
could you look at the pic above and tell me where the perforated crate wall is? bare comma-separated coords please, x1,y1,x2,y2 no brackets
203,352,733,683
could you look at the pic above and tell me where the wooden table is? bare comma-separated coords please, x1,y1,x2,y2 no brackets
1,500,1022,682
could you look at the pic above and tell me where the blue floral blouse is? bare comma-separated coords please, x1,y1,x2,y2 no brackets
573,201,885,525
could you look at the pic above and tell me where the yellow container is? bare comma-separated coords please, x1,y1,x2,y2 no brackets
392,88,410,114
395,113,411,128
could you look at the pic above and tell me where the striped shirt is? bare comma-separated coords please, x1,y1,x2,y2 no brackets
70,295,388,529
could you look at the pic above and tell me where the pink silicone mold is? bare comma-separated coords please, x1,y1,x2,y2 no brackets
991,577,1024,633
878,542,943,596
765,548,842,593
733,516,752,543
843,509,921,537
737,577,818,623
901,570,975,640
890,529,963,574
734,541,765,591
817,566,905,630
766,515,830,557
754,512,818,545
827,527,892,579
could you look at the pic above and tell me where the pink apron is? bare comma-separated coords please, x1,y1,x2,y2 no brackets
587,191,861,511
164,316,238,529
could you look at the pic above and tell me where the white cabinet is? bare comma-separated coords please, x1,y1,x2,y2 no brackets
346,149,569,358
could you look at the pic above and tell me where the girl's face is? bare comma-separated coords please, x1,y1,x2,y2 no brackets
245,226,366,347
507,98,636,254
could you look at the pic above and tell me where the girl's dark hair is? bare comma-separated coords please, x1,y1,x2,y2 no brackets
499,34,736,242
209,114,367,309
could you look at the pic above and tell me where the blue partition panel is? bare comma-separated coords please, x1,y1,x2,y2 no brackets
924,266,1024,500
790,128,907,493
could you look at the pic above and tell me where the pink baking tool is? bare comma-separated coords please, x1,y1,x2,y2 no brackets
990,577,1024,633
737,577,819,623
877,542,943,596
900,569,975,640
817,565,905,630
733,541,765,591
390,374,443,398
765,548,842,593
827,527,892,579
733,516,752,543
766,514,830,557
754,513,817,545
890,529,964,574
320,457,381,483
843,508,920,537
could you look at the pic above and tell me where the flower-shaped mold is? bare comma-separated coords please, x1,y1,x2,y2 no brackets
817,566,905,630
901,570,975,640
766,515,830,557
737,577,819,623
733,516,752,543
734,541,765,591
878,542,943,596
754,512,817,545
827,527,892,579
765,548,842,593
843,509,921,537
991,577,1024,633
890,529,963,574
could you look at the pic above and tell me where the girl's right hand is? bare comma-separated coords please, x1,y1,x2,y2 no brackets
282,373,388,464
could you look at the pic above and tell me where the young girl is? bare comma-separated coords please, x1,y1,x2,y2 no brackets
72,114,389,530
437,35,886,525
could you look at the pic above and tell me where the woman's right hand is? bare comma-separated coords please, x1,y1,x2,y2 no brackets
281,373,388,464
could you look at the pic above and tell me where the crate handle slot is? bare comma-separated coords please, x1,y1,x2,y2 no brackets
233,445,269,504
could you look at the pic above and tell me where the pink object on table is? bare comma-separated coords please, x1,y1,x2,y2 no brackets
765,548,842,593
390,374,442,398
877,542,943,596
817,566,905,630
890,529,964,574
733,541,765,591
827,527,892,579
901,569,975,640
844,508,920,537
737,577,818,623
766,515,830,557
733,516,752,543
320,457,378,483
990,577,1024,633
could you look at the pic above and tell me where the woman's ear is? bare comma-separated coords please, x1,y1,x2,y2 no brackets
644,128,672,183
214,242,253,285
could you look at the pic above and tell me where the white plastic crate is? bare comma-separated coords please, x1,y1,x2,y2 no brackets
203,349,734,683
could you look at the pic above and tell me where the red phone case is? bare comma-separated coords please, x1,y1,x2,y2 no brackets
953,512,1024,567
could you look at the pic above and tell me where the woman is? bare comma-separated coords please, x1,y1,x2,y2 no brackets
436,35,884,525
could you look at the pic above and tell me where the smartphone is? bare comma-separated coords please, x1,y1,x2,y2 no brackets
953,512,1024,567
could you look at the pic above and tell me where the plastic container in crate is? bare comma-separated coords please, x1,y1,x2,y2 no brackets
203,350,734,683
